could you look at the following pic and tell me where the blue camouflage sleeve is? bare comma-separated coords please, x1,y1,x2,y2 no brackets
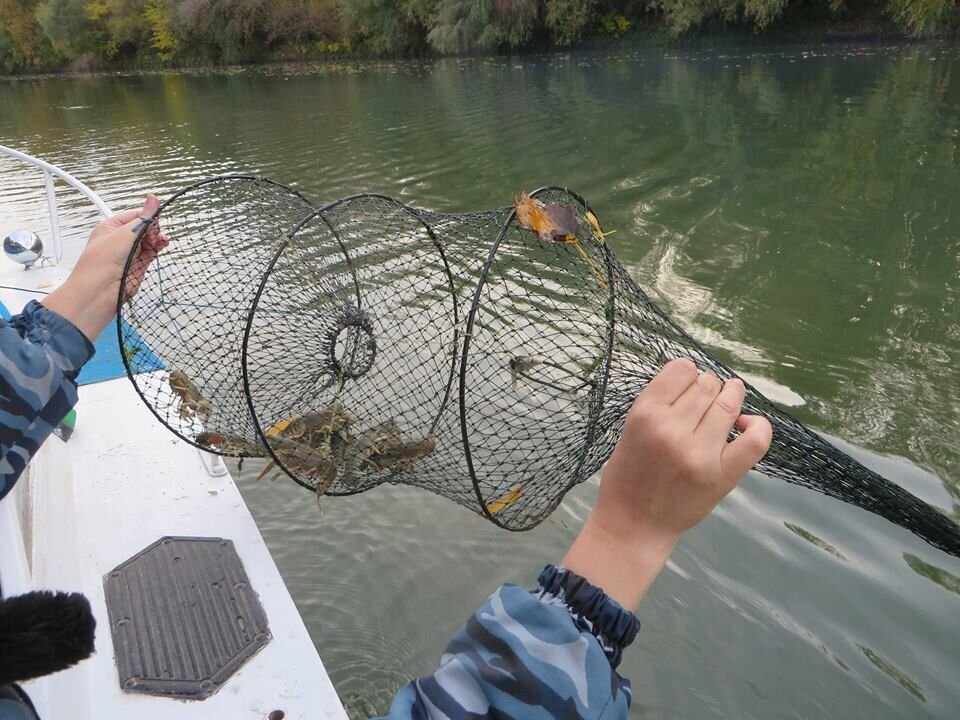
379,565,640,720
0,300,94,499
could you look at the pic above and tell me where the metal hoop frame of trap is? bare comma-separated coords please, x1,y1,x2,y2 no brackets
115,175,960,556
241,193,461,495
117,175,315,457
462,186,618,529
117,178,624,515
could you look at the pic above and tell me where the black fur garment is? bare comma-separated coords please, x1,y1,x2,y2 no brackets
0,591,96,685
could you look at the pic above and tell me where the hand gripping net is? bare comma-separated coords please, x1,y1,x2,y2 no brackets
118,176,960,557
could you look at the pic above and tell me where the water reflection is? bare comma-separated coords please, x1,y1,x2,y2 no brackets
608,46,960,508
903,552,960,597
858,645,926,703
784,522,846,560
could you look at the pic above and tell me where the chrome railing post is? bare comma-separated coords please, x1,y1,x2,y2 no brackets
42,170,64,262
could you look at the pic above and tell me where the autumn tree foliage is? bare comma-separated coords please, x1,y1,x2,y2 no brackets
0,0,958,72
0,0,57,70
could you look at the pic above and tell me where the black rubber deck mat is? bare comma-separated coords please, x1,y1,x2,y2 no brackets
103,536,271,700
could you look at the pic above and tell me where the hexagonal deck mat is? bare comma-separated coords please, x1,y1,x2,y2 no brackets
103,536,271,700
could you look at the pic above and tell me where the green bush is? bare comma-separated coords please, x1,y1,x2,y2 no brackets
426,0,495,53
425,0,538,54
545,0,598,46
598,12,631,36
888,0,955,35
339,0,429,53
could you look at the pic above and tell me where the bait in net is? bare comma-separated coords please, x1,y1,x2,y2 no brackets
118,177,960,558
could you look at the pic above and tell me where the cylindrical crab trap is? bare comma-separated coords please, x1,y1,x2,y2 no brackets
119,176,960,557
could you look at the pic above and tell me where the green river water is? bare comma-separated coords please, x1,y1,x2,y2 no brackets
1,43,958,719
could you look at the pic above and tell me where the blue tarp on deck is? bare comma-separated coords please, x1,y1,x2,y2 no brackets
0,299,163,385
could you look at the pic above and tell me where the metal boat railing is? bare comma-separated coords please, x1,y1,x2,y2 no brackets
0,144,112,263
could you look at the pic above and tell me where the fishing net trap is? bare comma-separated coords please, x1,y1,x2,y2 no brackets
117,176,960,558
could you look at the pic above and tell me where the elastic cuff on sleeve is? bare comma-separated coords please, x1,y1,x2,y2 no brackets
12,300,96,372
534,564,641,668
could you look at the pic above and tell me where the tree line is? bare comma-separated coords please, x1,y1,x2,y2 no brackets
1,0,958,73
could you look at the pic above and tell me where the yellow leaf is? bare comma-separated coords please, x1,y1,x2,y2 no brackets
266,416,296,437
515,191,607,289
514,192,560,241
483,484,523,515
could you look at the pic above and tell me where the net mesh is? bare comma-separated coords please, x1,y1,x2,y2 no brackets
119,176,960,557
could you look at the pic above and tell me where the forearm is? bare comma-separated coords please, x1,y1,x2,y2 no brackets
561,515,677,611
41,268,120,343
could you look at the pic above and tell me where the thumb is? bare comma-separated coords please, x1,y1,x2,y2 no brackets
121,195,162,241
142,193,161,216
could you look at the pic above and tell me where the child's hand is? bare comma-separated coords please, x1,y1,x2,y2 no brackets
43,196,169,341
562,358,772,609
597,358,772,545
76,195,169,302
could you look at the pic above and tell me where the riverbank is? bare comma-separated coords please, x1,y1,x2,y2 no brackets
5,0,960,80
2,24,954,82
